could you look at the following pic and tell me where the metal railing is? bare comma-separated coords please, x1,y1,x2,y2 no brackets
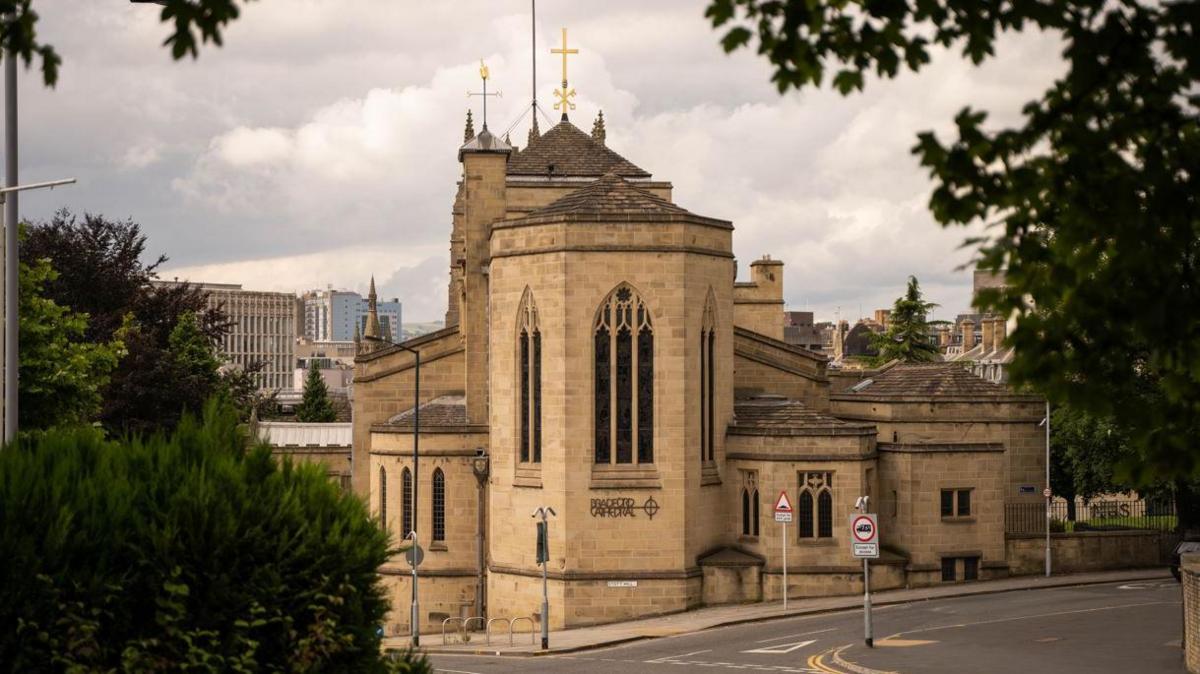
441,616,484,645
1005,498,1175,535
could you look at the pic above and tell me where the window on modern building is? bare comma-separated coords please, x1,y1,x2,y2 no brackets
798,472,834,539
401,468,413,538
379,466,387,530
594,285,654,464
941,557,957,582
700,290,716,462
432,468,445,543
941,488,973,517
518,291,542,464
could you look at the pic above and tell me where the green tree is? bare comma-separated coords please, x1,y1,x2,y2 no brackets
1049,404,1134,520
296,361,338,423
8,0,254,87
18,256,124,431
708,0,1200,479
0,398,420,672
870,276,941,364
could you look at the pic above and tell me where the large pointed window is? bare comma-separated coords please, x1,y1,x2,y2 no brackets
401,468,413,538
518,290,542,463
798,472,834,539
432,468,446,543
594,285,653,464
700,289,716,462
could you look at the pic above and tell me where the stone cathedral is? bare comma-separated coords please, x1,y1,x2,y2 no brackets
351,63,1046,635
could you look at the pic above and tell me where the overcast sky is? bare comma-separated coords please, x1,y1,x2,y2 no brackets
19,1,1065,323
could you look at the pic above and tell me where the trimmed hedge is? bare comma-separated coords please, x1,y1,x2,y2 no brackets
0,400,419,672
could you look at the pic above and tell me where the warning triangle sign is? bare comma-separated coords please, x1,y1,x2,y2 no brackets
774,491,792,513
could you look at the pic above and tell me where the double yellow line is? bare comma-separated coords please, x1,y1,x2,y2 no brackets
807,648,847,673
808,645,899,674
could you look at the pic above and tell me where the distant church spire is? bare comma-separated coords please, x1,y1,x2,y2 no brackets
592,110,606,145
364,276,382,343
353,322,362,353
464,109,475,142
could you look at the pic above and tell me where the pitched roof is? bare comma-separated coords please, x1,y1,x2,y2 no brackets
528,172,690,218
508,120,651,178
833,363,1023,399
387,394,469,428
731,395,871,434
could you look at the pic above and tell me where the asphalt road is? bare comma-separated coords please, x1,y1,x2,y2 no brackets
428,579,1184,673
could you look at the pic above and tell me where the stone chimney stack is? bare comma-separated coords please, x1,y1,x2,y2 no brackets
981,317,996,354
993,317,1007,352
938,326,951,348
961,319,975,350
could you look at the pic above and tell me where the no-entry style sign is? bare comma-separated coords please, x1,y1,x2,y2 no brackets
850,513,879,558
774,490,793,523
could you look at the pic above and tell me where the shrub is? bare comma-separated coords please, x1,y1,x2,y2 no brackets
0,398,410,672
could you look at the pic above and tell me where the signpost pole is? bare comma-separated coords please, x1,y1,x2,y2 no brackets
782,520,787,611
773,490,793,611
863,557,873,648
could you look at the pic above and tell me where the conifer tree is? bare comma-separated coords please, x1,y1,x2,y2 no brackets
871,276,940,364
295,361,337,423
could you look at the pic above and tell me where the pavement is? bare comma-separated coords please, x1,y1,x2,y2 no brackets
383,568,1170,656
421,573,1184,673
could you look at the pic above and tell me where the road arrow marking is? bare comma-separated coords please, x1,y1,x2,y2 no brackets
742,639,816,654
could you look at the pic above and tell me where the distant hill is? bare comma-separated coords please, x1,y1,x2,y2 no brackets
401,321,445,340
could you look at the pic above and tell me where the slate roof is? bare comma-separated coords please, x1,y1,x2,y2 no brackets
528,172,691,219
731,395,864,431
833,363,1020,398
507,120,651,178
387,394,469,428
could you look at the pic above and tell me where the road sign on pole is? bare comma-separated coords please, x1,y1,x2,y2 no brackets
775,490,791,610
851,507,878,648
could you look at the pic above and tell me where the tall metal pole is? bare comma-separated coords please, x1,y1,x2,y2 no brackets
1045,400,1051,577
540,508,549,651
4,33,18,444
531,0,536,115
781,520,787,611
411,348,421,646
863,558,873,647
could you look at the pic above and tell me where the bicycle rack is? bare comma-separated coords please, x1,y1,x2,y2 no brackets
485,618,510,646
441,616,485,645
510,616,536,645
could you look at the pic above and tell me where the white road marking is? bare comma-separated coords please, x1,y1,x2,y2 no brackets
891,600,1180,638
647,649,712,663
434,669,487,674
755,627,839,643
742,639,816,654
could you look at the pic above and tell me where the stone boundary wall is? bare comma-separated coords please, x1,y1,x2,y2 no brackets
1006,530,1167,576
1183,554,1200,673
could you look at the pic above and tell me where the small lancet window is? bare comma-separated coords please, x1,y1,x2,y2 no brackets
432,468,446,542
700,289,716,462
401,467,413,538
518,290,542,463
379,466,388,531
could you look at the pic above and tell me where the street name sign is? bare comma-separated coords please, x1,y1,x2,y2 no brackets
850,513,879,559
774,490,793,523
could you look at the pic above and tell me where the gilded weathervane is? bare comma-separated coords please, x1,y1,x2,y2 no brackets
468,59,502,131
550,27,577,120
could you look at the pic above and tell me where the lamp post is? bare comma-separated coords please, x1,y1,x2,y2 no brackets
533,506,556,650
471,450,490,619
391,341,421,646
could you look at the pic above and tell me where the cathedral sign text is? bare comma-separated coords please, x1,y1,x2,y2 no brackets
590,496,660,520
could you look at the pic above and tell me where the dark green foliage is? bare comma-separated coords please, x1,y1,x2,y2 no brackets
18,254,124,431
708,0,1200,480
24,211,236,434
296,362,338,423
869,276,941,364
0,398,401,672
1050,404,1133,508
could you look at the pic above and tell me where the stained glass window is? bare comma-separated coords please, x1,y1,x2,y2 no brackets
401,468,413,538
432,468,445,542
518,291,541,464
594,285,653,464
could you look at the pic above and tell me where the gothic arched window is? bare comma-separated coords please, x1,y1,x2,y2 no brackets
432,468,446,542
594,284,653,464
700,289,716,462
401,468,413,538
799,471,834,539
379,466,388,531
518,290,542,463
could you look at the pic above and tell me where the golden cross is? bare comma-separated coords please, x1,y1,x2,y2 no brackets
550,27,578,115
